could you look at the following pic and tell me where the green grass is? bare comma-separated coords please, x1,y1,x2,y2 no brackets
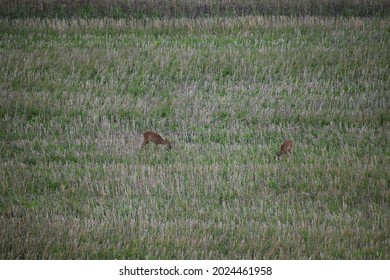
1,0,390,18
0,15,389,259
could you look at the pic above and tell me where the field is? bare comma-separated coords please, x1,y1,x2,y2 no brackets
0,13,389,259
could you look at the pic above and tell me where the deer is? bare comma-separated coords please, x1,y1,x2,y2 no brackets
142,131,172,150
276,140,293,160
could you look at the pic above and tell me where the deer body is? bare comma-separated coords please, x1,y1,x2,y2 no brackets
142,131,171,150
277,140,293,159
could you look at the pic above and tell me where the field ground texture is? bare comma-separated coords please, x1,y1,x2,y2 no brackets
1,0,390,18
0,14,389,259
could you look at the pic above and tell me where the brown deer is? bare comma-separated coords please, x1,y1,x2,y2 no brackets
276,140,293,160
142,131,172,150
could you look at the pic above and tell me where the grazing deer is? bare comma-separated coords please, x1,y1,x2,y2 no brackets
142,131,172,150
277,140,293,160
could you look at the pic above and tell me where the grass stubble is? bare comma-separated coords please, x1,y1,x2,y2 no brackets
0,15,389,259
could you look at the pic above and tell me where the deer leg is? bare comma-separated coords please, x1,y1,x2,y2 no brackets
142,140,149,148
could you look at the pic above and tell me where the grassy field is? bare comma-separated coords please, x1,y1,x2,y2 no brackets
2,0,390,18
0,15,389,259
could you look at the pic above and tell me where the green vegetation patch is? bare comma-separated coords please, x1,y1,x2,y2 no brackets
0,15,389,259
